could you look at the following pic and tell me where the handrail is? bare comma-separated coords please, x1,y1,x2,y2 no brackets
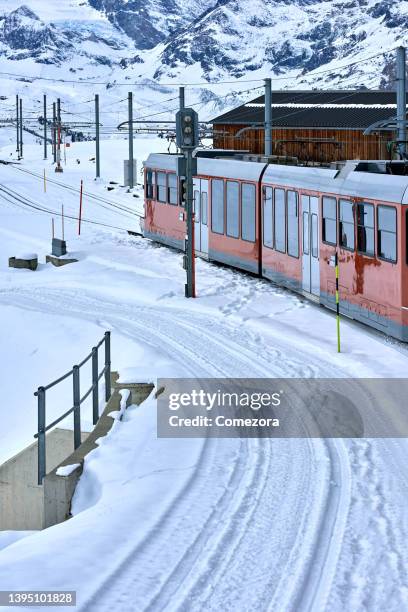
34,369,73,394
34,331,111,485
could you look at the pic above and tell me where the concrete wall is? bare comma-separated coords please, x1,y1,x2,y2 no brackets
0,429,83,531
0,376,154,531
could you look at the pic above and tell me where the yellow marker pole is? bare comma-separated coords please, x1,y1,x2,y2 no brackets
335,251,341,353
43,169,46,193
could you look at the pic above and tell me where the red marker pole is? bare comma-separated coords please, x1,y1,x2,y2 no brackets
78,180,83,235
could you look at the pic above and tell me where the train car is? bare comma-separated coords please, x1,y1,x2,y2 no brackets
144,153,265,273
143,152,408,341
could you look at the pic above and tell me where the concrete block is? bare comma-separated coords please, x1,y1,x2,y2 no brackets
8,256,38,271
111,371,154,405
46,255,78,267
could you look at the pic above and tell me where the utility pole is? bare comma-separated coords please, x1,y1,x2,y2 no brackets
95,94,100,179
16,94,20,156
128,91,134,189
264,77,272,157
176,108,199,298
55,98,63,172
43,94,47,160
52,102,57,163
179,86,185,110
19,97,23,159
396,46,407,159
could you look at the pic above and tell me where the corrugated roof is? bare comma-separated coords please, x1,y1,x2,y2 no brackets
211,90,407,129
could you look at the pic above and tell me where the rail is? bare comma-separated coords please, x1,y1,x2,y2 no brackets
34,331,111,485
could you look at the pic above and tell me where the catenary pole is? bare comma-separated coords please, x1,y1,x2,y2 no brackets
128,91,134,189
264,78,272,157
43,94,47,160
55,98,63,172
19,98,23,159
52,102,57,163
396,46,407,159
95,94,100,178
16,94,19,156
179,86,185,110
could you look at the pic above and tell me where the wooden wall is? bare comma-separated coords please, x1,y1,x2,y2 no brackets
213,124,391,162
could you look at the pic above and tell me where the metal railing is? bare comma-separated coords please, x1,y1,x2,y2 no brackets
34,331,111,485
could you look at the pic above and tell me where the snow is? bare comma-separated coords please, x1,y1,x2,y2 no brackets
0,135,408,610
55,463,80,477
14,252,37,259
117,368,155,384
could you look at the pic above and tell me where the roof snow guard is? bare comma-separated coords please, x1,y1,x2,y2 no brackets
211,90,408,130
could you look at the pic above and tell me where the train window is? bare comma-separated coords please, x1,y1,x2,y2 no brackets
339,200,355,250
211,179,224,234
378,205,397,262
263,187,273,248
311,214,318,258
287,191,299,257
168,173,178,205
201,192,208,226
226,181,239,238
322,197,337,245
145,170,155,199
274,189,286,253
241,183,256,242
303,211,309,255
357,203,374,256
157,172,167,203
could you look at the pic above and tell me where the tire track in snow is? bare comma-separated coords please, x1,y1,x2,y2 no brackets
0,286,350,611
144,436,272,612
332,439,408,611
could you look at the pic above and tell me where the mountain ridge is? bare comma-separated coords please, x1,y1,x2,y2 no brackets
0,0,405,120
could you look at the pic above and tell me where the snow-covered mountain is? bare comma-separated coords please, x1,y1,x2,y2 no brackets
0,0,406,120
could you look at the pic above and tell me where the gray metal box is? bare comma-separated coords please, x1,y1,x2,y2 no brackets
124,160,137,186
52,238,67,257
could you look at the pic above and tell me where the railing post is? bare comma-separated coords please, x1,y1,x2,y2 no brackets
92,347,99,425
73,365,81,449
37,387,46,485
104,331,111,402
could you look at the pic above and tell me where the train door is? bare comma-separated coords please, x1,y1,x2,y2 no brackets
193,178,209,255
302,195,320,296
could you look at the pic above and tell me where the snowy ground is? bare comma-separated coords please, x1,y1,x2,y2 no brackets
0,134,408,611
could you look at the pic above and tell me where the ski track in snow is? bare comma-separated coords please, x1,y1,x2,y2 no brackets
1,263,407,609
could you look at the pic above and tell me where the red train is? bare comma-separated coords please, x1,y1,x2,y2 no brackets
143,152,408,342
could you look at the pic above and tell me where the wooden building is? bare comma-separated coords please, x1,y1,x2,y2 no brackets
211,90,406,163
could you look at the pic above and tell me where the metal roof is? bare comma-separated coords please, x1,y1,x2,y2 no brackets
143,153,266,181
211,90,407,129
144,153,408,204
262,163,408,204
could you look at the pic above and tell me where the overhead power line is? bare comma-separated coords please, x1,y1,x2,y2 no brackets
0,47,397,88
0,183,135,233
